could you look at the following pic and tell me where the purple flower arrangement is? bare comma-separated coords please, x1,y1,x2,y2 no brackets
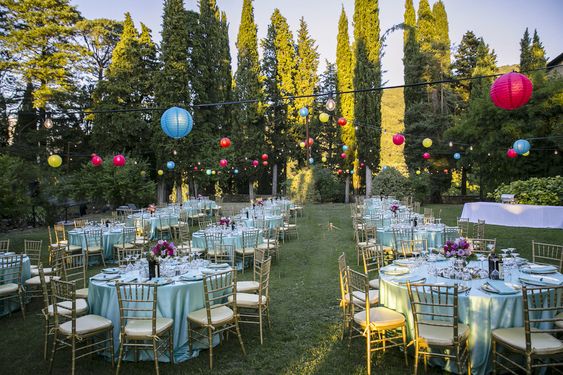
148,240,176,260
443,237,473,258
219,217,231,226
389,203,400,213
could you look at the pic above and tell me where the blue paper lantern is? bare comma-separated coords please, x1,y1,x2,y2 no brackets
513,139,530,155
453,152,461,160
166,161,175,170
234,169,239,174
206,169,212,175
342,145,348,151
308,158,314,164
160,107,193,139
299,107,309,117
350,169,354,174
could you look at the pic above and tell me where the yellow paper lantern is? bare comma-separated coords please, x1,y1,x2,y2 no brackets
157,169,164,176
422,138,433,148
319,112,330,123
522,151,530,157
321,156,327,163
416,170,421,175
212,170,216,175
48,154,62,168
299,142,306,148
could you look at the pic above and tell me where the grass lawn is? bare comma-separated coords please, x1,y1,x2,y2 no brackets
0,204,561,374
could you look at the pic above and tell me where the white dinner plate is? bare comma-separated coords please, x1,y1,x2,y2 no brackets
382,266,410,276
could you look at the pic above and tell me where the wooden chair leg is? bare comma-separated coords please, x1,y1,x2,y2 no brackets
152,338,160,375
208,327,213,369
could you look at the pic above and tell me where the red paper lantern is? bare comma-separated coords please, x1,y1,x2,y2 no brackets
360,162,365,168
113,154,126,167
307,137,314,146
337,169,343,175
194,166,198,171
340,152,347,159
219,159,228,167
490,72,533,110
262,161,268,166
91,155,103,167
506,148,518,158
219,137,231,148
392,133,405,146
252,160,259,167
337,117,347,126
261,153,268,161
423,152,431,160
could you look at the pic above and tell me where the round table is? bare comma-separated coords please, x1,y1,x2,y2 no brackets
240,215,283,230
69,227,127,261
127,213,179,239
191,228,263,251
0,254,31,316
88,266,229,363
377,224,449,249
379,260,563,375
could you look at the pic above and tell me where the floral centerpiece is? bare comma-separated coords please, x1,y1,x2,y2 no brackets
147,203,156,214
147,240,177,261
219,216,231,226
443,237,473,259
256,198,264,207
389,202,400,215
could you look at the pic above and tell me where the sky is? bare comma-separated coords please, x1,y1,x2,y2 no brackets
70,0,562,86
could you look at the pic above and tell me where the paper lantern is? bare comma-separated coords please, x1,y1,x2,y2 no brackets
360,162,365,168
252,160,259,167
299,141,306,148
157,169,164,176
299,107,309,117
219,159,228,167
140,171,146,177
423,152,431,160
308,158,314,164
325,98,336,111
507,148,518,159
337,169,343,175
490,72,533,110
340,152,347,159
392,133,405,146
321,156,327,163
342,145,348,151
513,139,530,155
416,170,421,175
319,113,329,123
113,154,126,167
219,137,231,148
350,169,354,174
160,107,193,139
193,166,198,171
48,154,62,168
234,169,239,174
212,170,216,175
453,153,461,160
166,161,175,170
91,155,103,166
382,166,388,171
422,138,432,148
307,138,314,146
206,169,212,175
444,169,449,174
261,154,268,161
522,151,530,157
262,161,268,166
337,117,347,126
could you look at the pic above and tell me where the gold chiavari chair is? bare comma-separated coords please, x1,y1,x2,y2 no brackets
413,201,421,214
473,219,485,239
257,227,280,260
83,229,106,267
355,226,377,266
468,238,496,255
283,213,299,240
134,217,151,247
156,215,172,240
230,257,272,344
236,248,267,293
0,254,25,318
115,282,174,375
209,244,235,268
236,229,259,273
400,239,427,258
0,239,10,251
532,241,563,272
73,219,87,229
117,247,144,267
407,283,471,375
492,285,563,374
54,223,82,254
47,226,62,264
392,227,413,254
457,218,471,238
348,268,408,375
187,269,245,369
174,224,191,255
60,252,89,299
361,244,385,290
49,279,114,375
443,226,461,247
423,207,433,219
25,239,50,276
338,253,352,339
113,226,137,261
198,217,212,230
204,231,223,260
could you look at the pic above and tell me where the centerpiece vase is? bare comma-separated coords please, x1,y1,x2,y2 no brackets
453,257,467,271
148,260,160,279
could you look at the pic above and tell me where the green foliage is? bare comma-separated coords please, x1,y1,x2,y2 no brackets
380,88,407,174
410,172,431,203
451,31,480,106
488,176,563,206
372,167,413,199
0,155,38,223
288,168,320,203
313,167,344,203
519,28,532,72
68,157,155,207
294,17,319,111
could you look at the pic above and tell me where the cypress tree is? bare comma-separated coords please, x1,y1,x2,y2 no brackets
416,0,435,82
12,81,39,161
530,29,547,69
432,1,450,75
519,28,532,72
294,17,319,112
353,0,382,196
451,31,480,106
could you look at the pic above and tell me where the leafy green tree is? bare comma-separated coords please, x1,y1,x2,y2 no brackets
294,17,319,112
530,29,547,69
11,81,40,162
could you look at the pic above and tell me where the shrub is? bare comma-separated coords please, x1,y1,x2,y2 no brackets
488,176,563,206
410,172,431,203
314,167,344,202
372,167,413,199
0,155,39,224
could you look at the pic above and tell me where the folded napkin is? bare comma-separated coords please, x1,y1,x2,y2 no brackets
391,274,426,284
381,265,410,275
120,275,137,283
484,280,517,294
518,275,563,286
91,273,120,281
521,264,557,273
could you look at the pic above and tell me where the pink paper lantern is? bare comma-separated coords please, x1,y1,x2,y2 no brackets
113,154,126,167
91,155,103,167
340,152,347,159
506,148,518,158
392,133,405,146
262,161,268,166
490,72,533,110
423,152,431,160
219,159,228,167
252,160,259,167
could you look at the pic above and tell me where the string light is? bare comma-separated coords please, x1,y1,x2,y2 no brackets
44,116,53,129
325,97,336,111
448,141,453,147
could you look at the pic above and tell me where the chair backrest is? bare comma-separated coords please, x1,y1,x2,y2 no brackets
413,202,421,214
204,231,223,251
51,279,78,334
362,244,385,278
393,227,412,249
61,252,87,290
84,229,102,251
457,218,470,237
202,269,237,325
400,239,427,257
158,215,170,229
347,268,371,314
121,227,137,247
407,283,462,346
117,247,144,266
443,226,460,244
521,285,563,354
252,249,267,281
338,253,349,304
73,219,87,228
115,283,159,337
177,224,191,243
53,223,67,243
0,254,23,286
0,239,10,252
209,244,235,267
258,257,272,301
468,238,496,254
473,219,485,239
24,239,43,267
532,241,563,272
423,208,433,218
198,218,212,230
242,229,260,249
38,264,51,313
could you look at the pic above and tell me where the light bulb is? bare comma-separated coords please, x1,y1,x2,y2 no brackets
325,98,336,111
44,118,53,129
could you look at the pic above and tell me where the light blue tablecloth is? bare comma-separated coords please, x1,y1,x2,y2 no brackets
88,271,224,363
379,261,563,375
0,255,31,316
68,229,125,261
191,229,263,250
127,214,179,240
241,215,283,230
377,225,449,249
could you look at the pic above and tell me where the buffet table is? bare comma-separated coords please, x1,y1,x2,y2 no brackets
461,202,563,229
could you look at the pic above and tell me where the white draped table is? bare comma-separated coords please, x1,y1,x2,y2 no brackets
461,202,563,229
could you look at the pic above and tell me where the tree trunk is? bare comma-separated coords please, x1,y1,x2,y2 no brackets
345,175,350,204
157,181,166,204
175,174,183,203
461,167,467,196
249,180,255,201
193,182,198,198
272,163,278,196
365,166,372,197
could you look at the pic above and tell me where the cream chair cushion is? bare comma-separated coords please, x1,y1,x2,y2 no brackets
369,279,380,289
235,248,255,255
124,317,173,338
76,288,88,299
345,289,379,306
492,327,563,355
0,283,18,296
354,306,405,330
59,314,112,335
25,275,60,286
417,320,470,346
31,267,53,276
67,245,82,252
188,305,234,327
236,280,260,293
86,246,103,253
555,312,563,329
228,293,266,308
48,298,88,316
256,243,272,251
114,243,135,250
